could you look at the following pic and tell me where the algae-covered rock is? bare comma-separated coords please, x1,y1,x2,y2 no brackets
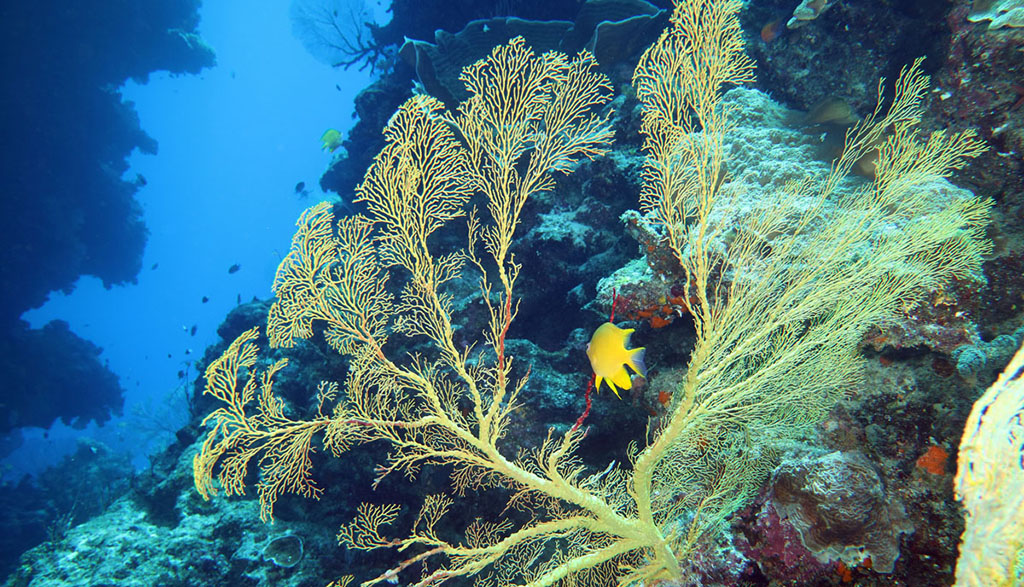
969,0,1024,29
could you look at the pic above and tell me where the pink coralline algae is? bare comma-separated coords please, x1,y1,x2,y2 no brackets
768,451,914,574
739,499,833,584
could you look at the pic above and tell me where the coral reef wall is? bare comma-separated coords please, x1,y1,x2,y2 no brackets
0,0,214,320
0,0,214,444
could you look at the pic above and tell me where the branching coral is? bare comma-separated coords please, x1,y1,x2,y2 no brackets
290,0,385,71
631,0,990,563
193,1,992,585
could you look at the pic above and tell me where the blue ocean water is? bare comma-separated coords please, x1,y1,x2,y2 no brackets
12,2,376,476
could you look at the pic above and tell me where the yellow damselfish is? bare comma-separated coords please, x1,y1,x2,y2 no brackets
587,322,646,399
320,128,343,153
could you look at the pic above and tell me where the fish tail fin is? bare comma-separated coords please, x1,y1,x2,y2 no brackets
629,347,647,377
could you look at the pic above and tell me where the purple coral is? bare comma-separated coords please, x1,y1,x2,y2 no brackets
740,499,833,584
769,451,913,574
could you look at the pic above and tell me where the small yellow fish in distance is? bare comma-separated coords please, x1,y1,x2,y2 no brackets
587,322,646,399
320,128,343,153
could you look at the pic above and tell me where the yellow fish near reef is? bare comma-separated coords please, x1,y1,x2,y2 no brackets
587,322,647,399
320,128,342,153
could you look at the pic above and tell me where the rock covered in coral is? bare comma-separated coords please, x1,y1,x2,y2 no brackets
950,326,1024,378
4,426,342,587
322,0,672,196
399,0,668,104
602,86,986,349
0,438,132,579
0,320,123,435
738,499,834,584
934,2,1024,245
0,0,215,320
743,0,949,115
968,0,1024,29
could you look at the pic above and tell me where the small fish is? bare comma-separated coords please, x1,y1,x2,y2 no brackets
190,324,197,336
321,128,343,153
802,97,859,127
237,293,241,304
151,263,159,270
185,348,192,356
134,173,148,187
587,323,647,399
760,18,784,43
853,149,879,178
294,181,306,194
201,296,209,303
177,370,185,379
228,264,240,274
